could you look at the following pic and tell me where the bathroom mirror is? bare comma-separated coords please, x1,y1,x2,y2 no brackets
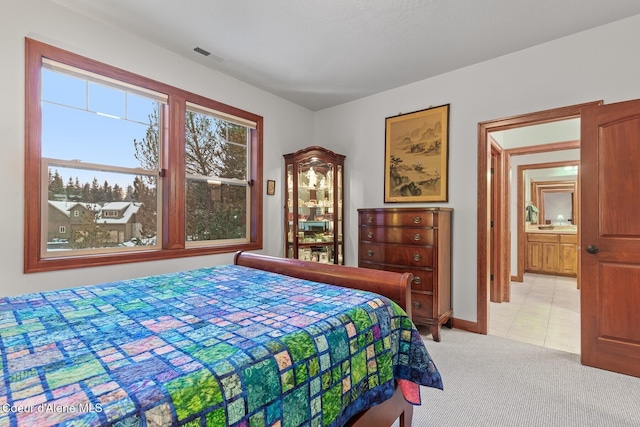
535,182,576,225
524,164,578,227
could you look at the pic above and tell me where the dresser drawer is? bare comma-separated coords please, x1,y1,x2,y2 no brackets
359,263,433,292
559,234,577,244
411,292,433,319
360,211,435,227
527,233,558,243
361,227,434,245
359,243,433,267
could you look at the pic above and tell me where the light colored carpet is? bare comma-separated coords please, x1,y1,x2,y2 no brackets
399,328,640,426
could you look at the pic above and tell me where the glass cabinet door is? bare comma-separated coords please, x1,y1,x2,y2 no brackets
286,164,295,259
284,147,345,264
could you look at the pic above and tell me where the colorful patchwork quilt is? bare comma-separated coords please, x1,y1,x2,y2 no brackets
0,265,442,426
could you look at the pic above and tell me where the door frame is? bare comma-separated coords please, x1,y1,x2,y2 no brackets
490,141,508,302
516,158,580,282
476,101,601,334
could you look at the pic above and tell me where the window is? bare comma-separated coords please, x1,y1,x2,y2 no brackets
25,38,263,272
184,103,252,246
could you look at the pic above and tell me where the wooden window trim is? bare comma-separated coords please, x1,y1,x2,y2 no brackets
24,38,263,273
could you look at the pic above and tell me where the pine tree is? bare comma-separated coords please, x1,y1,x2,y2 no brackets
132,176,157,239
66,176,75,199
112,183,123,201
125,185,134,201
48,169,65,200
102,180,114,202
81,183,92,203
70,208,112,249
90,178,100,203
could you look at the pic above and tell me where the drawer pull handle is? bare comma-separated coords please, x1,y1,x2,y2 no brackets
413,276,422,285
367,231,374,239
413,216,422,224
367,216,373,224
413,233,422,241
413,301,421,309
413,254,422,262
367,250,374,257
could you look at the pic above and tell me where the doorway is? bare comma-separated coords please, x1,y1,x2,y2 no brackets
490,128,581,352
476,102,601,336
490,273,580,352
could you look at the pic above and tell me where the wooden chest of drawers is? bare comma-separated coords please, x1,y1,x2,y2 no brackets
358,208,452,341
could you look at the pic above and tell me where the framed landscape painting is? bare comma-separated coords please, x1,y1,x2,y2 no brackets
384,104,449,203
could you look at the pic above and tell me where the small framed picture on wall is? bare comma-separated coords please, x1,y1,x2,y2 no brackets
267,180,276,195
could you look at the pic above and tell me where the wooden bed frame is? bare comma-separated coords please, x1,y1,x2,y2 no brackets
234,251,415,427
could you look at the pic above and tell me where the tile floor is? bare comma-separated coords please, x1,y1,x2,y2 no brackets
489,273,580,354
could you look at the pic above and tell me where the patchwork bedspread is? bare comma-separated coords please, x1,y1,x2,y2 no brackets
0,265,442,426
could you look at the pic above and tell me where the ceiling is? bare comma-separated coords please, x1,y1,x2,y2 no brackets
491,118,581,149
527,166,578,181
51,0,640,111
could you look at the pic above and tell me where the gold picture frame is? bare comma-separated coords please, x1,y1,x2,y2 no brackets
384,104,449,203
266,179,276,196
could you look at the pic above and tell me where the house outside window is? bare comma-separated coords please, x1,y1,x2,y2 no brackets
25,38,263,272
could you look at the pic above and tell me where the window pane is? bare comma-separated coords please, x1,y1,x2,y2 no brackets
185,110,247,180
186,180,247,242
42,103,159,169
46,166,158,254
42,68,86,109
88,81,126,119
219,140,247,180
225,123,248,146
126,93,158,124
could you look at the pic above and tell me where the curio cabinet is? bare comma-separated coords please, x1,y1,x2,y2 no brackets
284,146,345,264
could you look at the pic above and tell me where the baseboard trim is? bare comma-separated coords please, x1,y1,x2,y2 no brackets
451,317,482,334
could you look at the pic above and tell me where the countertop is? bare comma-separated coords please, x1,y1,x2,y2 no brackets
525,225,577,234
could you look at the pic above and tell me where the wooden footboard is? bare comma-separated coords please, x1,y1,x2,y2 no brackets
347,385,413,427
234,251,413,317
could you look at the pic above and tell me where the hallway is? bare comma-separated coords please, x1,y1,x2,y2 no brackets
489,273,580,354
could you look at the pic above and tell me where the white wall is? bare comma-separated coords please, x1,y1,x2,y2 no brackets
4,2,640,324
0,0,313,295
314,13,640,323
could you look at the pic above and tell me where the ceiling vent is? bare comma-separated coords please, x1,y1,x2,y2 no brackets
193,47,226,63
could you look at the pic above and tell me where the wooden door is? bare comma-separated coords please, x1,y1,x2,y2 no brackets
581,100,640,377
